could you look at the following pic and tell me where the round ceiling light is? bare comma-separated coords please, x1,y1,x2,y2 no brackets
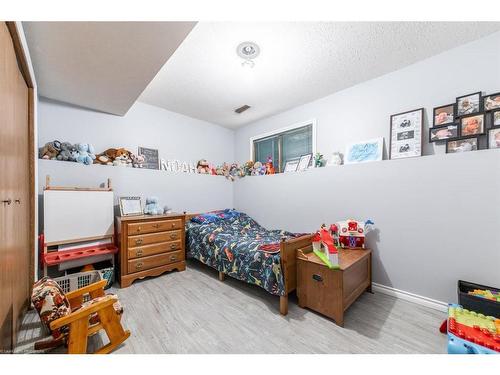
236,41,260,67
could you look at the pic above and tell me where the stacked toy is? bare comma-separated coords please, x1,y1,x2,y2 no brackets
468,289,500,302
445,304,500,354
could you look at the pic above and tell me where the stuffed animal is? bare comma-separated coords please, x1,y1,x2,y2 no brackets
252,161,266,176
94,148,117,165
314,152,326,167
95,148,132,166
144,197,163,215
113,148,132,167
131,153,145,168
39,140,61,160
327,152,343,166
57,142,76,161
244,160,254,176
75,143,96,165
265,156,275,174
197,159,211,174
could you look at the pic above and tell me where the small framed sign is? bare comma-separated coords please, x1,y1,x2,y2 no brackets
119,196,143,216
284,159,299,173
297,153,312,171
389,108,423,160
138,147,159,170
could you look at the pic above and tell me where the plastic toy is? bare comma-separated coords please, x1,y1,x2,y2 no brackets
265,156,275,175
311,224,340,269
468,289,500,302
445,304,500,354
332,219,374,249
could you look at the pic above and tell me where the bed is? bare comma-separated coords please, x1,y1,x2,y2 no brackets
186,210,313,315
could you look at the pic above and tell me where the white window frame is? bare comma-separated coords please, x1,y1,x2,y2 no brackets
249,119,317,163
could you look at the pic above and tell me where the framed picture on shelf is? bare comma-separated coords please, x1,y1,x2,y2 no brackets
429,124,459,142
487,127,500,149
493,110,500,127
483,92,500,112
345,137,384,164
138,146,159,170
284,159,299,172
446,137,479,153
460,114,485,136
389,108,423,159
433,104,455,126
456,92,481,117
297,153,312,171
119,196,143,216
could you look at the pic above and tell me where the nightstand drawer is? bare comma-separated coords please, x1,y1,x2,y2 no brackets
128,240,182,259
128,219,182,235
128,250,184,274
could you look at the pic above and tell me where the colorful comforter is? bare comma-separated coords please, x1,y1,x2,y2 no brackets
186,211,297,296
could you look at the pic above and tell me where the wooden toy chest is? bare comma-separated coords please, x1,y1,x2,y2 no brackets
296,248,372,326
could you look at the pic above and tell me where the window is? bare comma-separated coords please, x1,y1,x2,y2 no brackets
251,121,315,173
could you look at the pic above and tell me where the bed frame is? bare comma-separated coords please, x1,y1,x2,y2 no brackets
185,213,313,315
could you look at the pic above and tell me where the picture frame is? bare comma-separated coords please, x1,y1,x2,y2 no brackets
493,110,500,127
456,92,482,117
389,108,423,160
283,159,299,172
297,153,312,171
483,92,500,112
345,137,384,164
487,127,500,149
138,146,159,170
119,196,143,216
446,137,479,153
429,124,459,142
460,113,485,137
433,103,455,126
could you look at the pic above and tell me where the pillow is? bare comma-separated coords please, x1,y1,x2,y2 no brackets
31,277,71,338
191,209,240,224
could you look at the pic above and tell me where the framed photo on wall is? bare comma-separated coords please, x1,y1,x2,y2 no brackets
344,137,384,164
487,127,500,149
433,104,455,126
389,108,423,160
429,124,459,142
460,114,485,137
483,92,500,112
446,137,479,153
119,196,143,216
456,92,482,117
493,110,500,127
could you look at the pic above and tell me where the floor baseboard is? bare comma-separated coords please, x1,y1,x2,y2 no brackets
372,283,448,312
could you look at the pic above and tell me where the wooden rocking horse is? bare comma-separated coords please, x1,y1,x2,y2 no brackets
32,278,130,354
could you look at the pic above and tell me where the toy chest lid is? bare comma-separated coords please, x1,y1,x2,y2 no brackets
458,280,499,318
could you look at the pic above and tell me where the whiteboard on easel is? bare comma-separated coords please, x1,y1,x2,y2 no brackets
44,190,114,245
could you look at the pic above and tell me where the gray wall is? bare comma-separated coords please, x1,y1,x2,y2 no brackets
234,150,500,303
39,97,235,165
234,31,500,163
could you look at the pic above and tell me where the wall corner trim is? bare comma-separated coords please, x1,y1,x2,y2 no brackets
372,283,448,312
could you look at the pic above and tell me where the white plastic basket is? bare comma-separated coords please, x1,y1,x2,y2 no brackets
53,267,114,298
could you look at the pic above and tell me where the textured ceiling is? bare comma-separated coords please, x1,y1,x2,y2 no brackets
23,22,196,115
139,22,500,128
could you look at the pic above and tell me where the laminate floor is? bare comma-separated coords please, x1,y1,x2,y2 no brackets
15,260,447,354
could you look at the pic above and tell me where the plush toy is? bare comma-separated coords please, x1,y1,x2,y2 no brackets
75,143,96,165
327,152,343,166
265,156,275,175
252,161,266,176
39,140,61,160
56,142,75,161
144,197,163,215
244,160,254,176
314,152,326,167
94,148,118,165
131,153,145,168
197,159,211,174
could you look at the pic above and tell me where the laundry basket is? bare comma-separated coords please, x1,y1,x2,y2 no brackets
54,267,114,300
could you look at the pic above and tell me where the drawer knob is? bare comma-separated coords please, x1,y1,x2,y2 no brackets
135,238,143,245
136,226,142,232
136,250,143,257
136,262,144,269
312,274,323,282
170,234,177,239
153,223,160,228
170,255,177,261
170,244,177,249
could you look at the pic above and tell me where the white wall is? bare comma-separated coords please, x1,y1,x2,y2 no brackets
39,98,235,165
234,31,500,163
234,150,500,304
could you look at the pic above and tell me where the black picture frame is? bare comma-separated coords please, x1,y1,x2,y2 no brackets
483,92,500,112
138,146,159,170
433,103,455,126
455,92,482,117
446,136,479,153
487,126,500,149
429,124,459,143
492,109,500,128
459,113,485,137
389,108,424,160
297,153,312,171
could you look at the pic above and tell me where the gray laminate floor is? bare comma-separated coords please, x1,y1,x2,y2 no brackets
16,260,447,354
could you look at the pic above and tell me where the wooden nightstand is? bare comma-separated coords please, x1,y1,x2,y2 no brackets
115,213,186,288
296,248,372,326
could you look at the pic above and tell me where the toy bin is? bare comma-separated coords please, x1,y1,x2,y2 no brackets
458,280,499,318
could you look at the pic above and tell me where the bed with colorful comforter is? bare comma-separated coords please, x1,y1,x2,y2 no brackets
186,210,300,297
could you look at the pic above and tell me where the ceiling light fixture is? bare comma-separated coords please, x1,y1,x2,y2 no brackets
236,41,260,68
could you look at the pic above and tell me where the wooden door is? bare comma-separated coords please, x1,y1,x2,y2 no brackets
0,22,30,353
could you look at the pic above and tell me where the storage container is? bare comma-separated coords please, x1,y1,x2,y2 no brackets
457,280,499,318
